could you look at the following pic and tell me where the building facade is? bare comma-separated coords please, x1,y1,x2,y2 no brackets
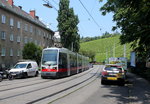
0,0,54,69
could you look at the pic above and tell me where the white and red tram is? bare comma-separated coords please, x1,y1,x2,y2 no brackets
41,47,89,78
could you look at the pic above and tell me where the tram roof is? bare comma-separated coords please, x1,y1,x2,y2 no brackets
43,47,89,58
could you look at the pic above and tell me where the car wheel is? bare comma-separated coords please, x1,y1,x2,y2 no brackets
41,76,46,79
8,74,13,80
119,80,125,86
23,72,28,78
35,71,39,77
0,75,3,82
101,79,106,85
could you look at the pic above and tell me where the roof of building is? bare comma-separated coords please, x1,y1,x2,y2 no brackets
0,0,54,34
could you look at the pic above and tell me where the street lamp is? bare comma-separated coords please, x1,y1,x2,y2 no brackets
43,3,52,8
43,0,52,8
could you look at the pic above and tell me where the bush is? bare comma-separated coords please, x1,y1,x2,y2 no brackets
22,42,42,65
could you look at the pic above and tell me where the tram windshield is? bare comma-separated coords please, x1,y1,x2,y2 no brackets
42,50,58,66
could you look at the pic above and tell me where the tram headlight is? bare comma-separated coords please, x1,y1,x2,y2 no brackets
53,67,57,70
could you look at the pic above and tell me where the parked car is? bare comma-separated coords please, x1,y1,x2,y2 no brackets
0,69,13,81
101,64,125,86
9,61,39,78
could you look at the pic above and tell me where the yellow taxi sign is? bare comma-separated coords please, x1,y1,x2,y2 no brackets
107,77,117,80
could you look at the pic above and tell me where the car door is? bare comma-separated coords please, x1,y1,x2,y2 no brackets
27,63,32,76
31,63,37,76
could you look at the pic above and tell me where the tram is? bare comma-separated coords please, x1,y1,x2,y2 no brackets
41,47,89,78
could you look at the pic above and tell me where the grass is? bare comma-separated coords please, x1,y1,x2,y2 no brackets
80,36,132,62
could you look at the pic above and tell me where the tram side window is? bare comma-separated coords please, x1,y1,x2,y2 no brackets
70,55,74,67
59,53,67,69
79,58,82,67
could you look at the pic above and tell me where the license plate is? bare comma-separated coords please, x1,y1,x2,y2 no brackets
107,77,117,80
11,74,16,76
3,74,7,77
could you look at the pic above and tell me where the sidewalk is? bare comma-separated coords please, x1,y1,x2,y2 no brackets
127,72,150,104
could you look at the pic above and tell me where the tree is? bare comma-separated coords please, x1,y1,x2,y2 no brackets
100,0,150,60
57,0,80,52
79,49,96,62
22,43,42,65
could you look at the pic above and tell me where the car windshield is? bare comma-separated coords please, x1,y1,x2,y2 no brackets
42,50,58,66
105,67,121,71
14,64,27,69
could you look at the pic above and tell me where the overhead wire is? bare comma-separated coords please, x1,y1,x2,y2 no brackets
78,0,101,30
51,0,59,6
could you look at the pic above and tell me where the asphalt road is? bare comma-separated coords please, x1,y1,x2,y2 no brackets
0,65,150,104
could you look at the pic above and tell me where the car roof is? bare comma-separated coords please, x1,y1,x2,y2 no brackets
105,64,122,67
17,61,36,64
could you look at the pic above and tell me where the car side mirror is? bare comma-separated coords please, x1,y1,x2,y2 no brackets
27,65,32,69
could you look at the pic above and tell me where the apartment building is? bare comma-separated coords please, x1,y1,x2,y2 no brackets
0,0,54,69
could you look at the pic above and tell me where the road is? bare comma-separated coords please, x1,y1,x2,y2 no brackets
0,65,150,104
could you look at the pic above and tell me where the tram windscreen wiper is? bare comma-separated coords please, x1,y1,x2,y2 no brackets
44,61,57,66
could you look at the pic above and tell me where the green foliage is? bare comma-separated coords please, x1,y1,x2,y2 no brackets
22,43,42,65
57,0,80,52
80,36,132,62
80,32,121,43
100,0,150,60
79,49,96,62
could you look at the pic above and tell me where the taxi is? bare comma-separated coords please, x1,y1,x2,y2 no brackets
101,64,125,86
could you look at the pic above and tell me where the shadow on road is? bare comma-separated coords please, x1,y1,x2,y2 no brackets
101,83,129,104
100,72,150,104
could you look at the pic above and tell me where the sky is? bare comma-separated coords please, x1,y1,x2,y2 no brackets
13,0,118,37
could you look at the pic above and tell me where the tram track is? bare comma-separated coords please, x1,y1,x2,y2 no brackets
26,65,101,104
0,67,97,101
0,77,43,87
0,67,94,92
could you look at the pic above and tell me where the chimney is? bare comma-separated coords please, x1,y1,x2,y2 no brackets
18,6,22,10
36,16,39,20
30,10,36,18
8,0,14,6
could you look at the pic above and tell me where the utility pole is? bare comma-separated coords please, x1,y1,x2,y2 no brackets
106,48,108,64
71,42,73,51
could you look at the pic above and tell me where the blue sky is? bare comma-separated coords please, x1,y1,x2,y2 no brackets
13,0,118,37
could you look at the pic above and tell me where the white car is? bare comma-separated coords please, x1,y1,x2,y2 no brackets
9,61,39,78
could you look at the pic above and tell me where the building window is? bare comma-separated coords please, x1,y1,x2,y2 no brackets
30,38,33,42
10,48,13,56
24,37,28,44
43,32,45,37
10,34,14,41
30,26,33,33
17,36,21,43
1,31,6,40
17,49,21,56
1,48,6,56
1,15,6,24
25,24,28,31
10,18,14,26
47,34,49,38
35,40,37,45
38,30,41,35
17,21,21,29
49,35,51,39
